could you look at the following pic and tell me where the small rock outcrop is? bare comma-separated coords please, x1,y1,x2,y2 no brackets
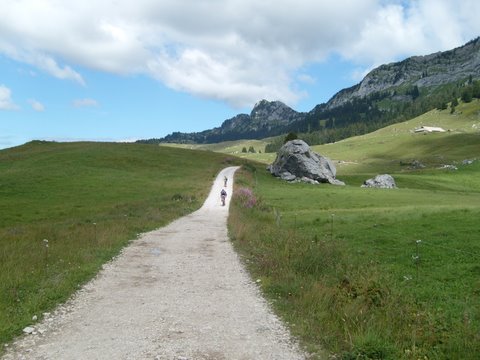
409,160,426,169
268,140,345,185
361,174,397,189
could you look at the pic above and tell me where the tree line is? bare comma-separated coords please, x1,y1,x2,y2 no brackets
265,79,480,153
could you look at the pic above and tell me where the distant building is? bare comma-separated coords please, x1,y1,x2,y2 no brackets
414,126,446,133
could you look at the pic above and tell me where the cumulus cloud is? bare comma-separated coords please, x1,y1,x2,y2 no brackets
31,53,85,86
1,47,85,85
0,0,478,108
28,99,45,112
73,98,99,108
0,85,19,110
340,0,480,69
297,74,316,85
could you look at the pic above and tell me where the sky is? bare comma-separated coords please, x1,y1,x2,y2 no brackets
1,0,479,149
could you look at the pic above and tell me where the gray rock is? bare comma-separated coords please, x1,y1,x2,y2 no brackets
23,326,35,334
361,174,397,189
268,140,344,185
329,178,347,186
300,176,319,185
409,160,426,169
439,164,458,170
280,171,296,181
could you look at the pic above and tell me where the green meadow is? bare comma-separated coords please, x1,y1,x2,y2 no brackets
1,100,479,359
313,100,480,175
176,100,480,169
0,141,233,347
161,138,275,163
228,102,480,359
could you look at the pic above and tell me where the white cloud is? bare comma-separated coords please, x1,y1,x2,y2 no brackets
1,46,85,85
28,99,45,112
340,0,480,70
0,0,479,107
147,48,301,107
297,74,316,85
32,53,85,86
0,85,19,110
73,98,99,108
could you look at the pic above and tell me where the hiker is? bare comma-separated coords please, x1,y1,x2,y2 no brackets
224,176,228,187
220,188,227,206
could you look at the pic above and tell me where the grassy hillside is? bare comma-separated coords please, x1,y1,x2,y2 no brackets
0,141,234,347
313,100,480,175
3,100,476,355
164,100,479,170
161,138,275,163
228,102,480,359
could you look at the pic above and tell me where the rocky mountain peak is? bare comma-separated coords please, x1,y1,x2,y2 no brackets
250,99,304,124
327,37,480,109
139,38,479,145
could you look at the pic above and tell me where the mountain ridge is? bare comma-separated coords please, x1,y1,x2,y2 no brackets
157,100,307,144
327,37,480,109
138,37,480,145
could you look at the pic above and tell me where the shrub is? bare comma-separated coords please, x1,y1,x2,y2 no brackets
462,88,473,103
342,333,396,359
284,132,298,143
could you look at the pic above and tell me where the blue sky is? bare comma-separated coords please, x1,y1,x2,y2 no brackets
1,0,479,149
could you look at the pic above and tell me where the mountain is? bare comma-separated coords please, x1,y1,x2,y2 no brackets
138,37,480,145
327,37,480,109
144,100,306,144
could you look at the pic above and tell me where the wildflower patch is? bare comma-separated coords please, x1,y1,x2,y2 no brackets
235,187,257,208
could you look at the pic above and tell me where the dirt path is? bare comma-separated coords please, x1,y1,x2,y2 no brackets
3,167,305,360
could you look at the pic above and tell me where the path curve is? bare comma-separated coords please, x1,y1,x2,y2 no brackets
3,167,305,360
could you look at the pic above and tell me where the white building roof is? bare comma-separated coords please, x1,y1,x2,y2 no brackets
414,126,446,133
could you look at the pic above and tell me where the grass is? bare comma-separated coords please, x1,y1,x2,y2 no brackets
162,100,480,170
1,100,479,357
0,140,236,348
312,100,480,175
229,163,480,359
227,102,480,359
161,138,276,163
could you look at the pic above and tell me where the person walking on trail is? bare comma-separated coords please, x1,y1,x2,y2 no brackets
220,188,227,206
224,176,228,187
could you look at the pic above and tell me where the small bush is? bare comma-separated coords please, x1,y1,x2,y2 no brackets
242,162,257,174
222,157,235,164
284,132,298,143
171,193,184,201
343,333,395,359
171,193,197,203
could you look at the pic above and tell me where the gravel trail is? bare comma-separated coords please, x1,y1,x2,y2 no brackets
3,166,305,360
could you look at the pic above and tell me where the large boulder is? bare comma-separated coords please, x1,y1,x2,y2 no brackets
361,174,397,188
268,140,345,185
